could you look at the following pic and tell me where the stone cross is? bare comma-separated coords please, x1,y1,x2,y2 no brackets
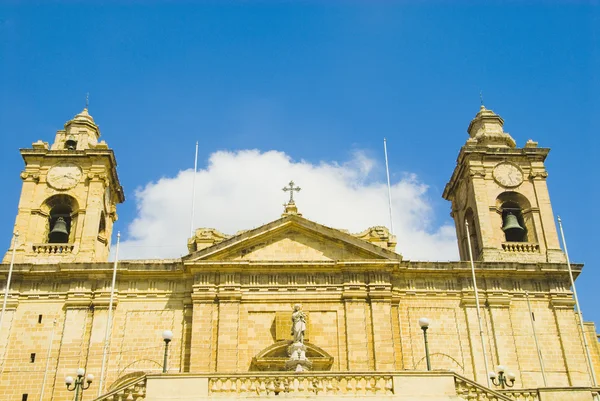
282,181,301,203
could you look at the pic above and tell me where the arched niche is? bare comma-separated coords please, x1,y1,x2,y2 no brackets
495,191,537,243
250,341,333,371
41,194,80,243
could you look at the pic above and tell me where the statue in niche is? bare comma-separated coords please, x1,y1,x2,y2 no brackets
291,304,306,344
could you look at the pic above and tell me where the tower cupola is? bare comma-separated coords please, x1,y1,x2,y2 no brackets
51,108,102,151
466,105,516,148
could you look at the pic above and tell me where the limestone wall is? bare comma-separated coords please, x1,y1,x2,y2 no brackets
0,260,598,400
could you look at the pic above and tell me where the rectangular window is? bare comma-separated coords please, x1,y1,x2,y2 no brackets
30,353,35,363
22,394,28,401
38,314,43,324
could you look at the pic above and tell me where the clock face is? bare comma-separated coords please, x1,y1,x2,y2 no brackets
47,163,82,190
493,163,523,188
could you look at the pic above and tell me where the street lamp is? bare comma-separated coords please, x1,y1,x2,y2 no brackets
489,365,516,389
418,317,431,371
65,368,93,401
162,330,173,373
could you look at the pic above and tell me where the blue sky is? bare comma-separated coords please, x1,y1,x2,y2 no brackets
1,4,598,323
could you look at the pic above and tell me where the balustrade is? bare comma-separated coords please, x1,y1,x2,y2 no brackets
32,243,75,254
501,243,540,253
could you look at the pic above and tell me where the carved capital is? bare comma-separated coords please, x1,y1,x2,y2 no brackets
20,171,40,182
529,170,548,179
87,172,108,183
468,169,486,178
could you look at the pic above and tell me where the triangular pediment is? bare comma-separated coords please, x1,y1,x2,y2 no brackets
183,215,401,262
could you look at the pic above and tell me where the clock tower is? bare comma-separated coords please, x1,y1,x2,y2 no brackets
443,105,565,263
3,107,124,264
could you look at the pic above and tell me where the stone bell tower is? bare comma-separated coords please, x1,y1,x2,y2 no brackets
3,107,124,264
443,105,565,263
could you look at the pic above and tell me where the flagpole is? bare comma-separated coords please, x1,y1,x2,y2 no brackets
383,138,394,234
190,141,199,238
465,220,491,387
0,231,18,334
525,290,547,387
39,319,57,401
98,231,121,396
557,216,597,386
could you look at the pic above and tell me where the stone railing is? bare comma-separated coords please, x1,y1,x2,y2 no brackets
454,375,513,401
32,243,75,254
501,242,540,253
209,373,394,396
97,371,586,401
499,389,539,401
93,376,146,401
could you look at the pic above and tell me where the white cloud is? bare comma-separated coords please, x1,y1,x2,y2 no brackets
117,149,458,261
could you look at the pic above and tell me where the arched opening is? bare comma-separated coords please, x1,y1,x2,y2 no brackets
98,212,106,237
65,139,77,150
42,195,79,244
463,208,480,259
496,192,534,243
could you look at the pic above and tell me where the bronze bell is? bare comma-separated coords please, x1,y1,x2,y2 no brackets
502,212,525,241
49,217,69,243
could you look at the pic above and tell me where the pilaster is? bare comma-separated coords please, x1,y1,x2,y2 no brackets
50,302,92,401
215,300,240,372
551,298,593,386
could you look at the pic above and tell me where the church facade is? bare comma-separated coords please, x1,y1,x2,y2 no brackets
0,106,598,401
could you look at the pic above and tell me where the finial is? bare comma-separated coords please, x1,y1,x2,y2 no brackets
282,181,302,216
282,180,301,204
85,92,89,109
479,90,485,110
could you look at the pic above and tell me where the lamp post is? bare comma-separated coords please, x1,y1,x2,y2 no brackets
418,317,431,371
65,368,93,401
489,365,516,389
162,330,173,373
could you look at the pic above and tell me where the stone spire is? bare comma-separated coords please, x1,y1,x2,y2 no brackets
466,105,516,148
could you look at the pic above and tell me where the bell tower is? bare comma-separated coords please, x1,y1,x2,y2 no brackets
443,105,565,263
3,108,124,264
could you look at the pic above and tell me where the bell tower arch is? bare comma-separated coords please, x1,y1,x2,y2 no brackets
443,105,564,263
3,108,125,264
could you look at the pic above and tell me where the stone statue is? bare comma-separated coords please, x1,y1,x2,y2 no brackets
291,304,306,344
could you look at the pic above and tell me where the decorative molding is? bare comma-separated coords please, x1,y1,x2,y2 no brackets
550,296,576,309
